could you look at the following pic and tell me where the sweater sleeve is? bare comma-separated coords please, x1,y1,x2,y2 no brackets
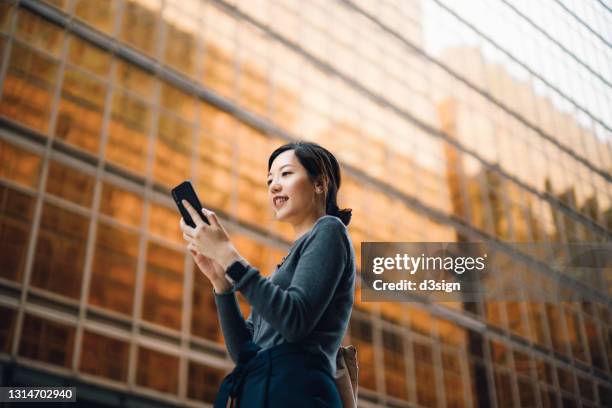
233,217,349,343
213,291,254,363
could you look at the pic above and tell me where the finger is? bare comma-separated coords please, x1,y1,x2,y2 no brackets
180,217,196,235
182,200,204,228
202,208,221,229
182,232,193,242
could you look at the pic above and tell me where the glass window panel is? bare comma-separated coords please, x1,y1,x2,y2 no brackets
31,202,88,299
99,181,143,227
115,59,155,98
382,329,408,400
136,346,178,394
14,9,64,56
41,0,69,10
106,90,150,174
349,316,376,390
160,82,195,120
90,222,138,316
442,349,466,407
163,11,198,77
494,369,515,407
66,36,112,77
0,186,35,282
18,314,75,367
45,160,95,207
191,267,222,343
74,0,118,35
238,57,269,118
187,361,226,403
153,112,192,187
0,140,41,188
546,304,569,355
0,42,59,133
0,305,16,353
414,341,438,407
55,67,107,153
143,241,183,330
148,202,182,243
79,330,129,382
120,0,160,57
203,32,235,98
0,1,14,33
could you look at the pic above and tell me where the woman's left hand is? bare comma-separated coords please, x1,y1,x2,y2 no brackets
179,200,242,271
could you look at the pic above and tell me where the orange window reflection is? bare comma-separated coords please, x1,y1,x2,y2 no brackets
90,222,138,316
106,89,151,174
74,0,118,35
55,67,107,154
66,35,111,77
349,316,376,391
153,112,192,187
99,181,143,227
80,330,129,382
0,140,41,188
0,186,35,282
413,341,438,407
187,360,226,403
191,268,222,343
115,59,155,99
18,314,75,368
382,329,408,400
0,42,59,133
0,2,14,33
46,160,95,207
0,305,16,353
120,0,160,57
31,202,88,299
14,8,64,56
143,241,183,330
136,346,179,394
442,349,467,407
148,202,182,244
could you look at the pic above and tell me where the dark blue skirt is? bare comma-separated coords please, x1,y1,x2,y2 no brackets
214,341,342,408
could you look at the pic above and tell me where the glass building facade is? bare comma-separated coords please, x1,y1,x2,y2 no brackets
0,0,610,407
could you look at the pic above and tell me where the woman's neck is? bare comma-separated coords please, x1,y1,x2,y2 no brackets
292,208,326,241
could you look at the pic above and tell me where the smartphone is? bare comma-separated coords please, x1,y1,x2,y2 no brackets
171,180,210,227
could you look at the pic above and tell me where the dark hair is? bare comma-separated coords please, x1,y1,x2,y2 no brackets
267,141,352,226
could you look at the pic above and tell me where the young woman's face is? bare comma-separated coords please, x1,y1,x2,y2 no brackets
267,149,321,223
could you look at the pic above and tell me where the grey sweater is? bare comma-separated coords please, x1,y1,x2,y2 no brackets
213,215,356,376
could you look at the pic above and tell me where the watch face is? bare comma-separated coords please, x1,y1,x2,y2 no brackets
227,260,247,282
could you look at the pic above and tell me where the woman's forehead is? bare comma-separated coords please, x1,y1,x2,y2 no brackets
269,150,298,171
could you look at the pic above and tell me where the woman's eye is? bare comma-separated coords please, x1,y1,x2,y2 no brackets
282,171,291,176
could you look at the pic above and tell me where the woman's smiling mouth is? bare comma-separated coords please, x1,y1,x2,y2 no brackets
274,196,289,208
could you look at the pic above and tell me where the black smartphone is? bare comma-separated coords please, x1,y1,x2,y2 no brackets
171,180,210,227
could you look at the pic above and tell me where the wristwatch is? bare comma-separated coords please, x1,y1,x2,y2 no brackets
224,259,248,287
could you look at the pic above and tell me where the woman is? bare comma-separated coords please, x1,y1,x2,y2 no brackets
179,141,355,407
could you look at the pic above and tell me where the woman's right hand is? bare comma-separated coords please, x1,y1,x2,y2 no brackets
188,244,232,294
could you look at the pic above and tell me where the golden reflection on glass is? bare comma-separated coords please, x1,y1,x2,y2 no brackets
66,35,112,77
0,186,35,282
413,341,438,407
191,267,222,343
160,81,195,120
143,241,183,330
202,4,235,99
74,0,118,35
162,3,199,78
106,89,150,174
187,361,226,403
45,160,95,207
136,346,178,394
153,112,192,187
235,125,274,228
0,140,41,188
0,42,58,133
99,181,143,227
90,222,138,316
120,0,160,57
31,203,88,299
55,67,106,153
0,2,14,33
148,202,182,244
494,368,515,407
79,330,129,382
382,329,408,400
0,305,16,353
442,348,466,408
14,8,64,56
349,316,376,391
41,0,69,10
115,59,155,98
18,314,75,368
